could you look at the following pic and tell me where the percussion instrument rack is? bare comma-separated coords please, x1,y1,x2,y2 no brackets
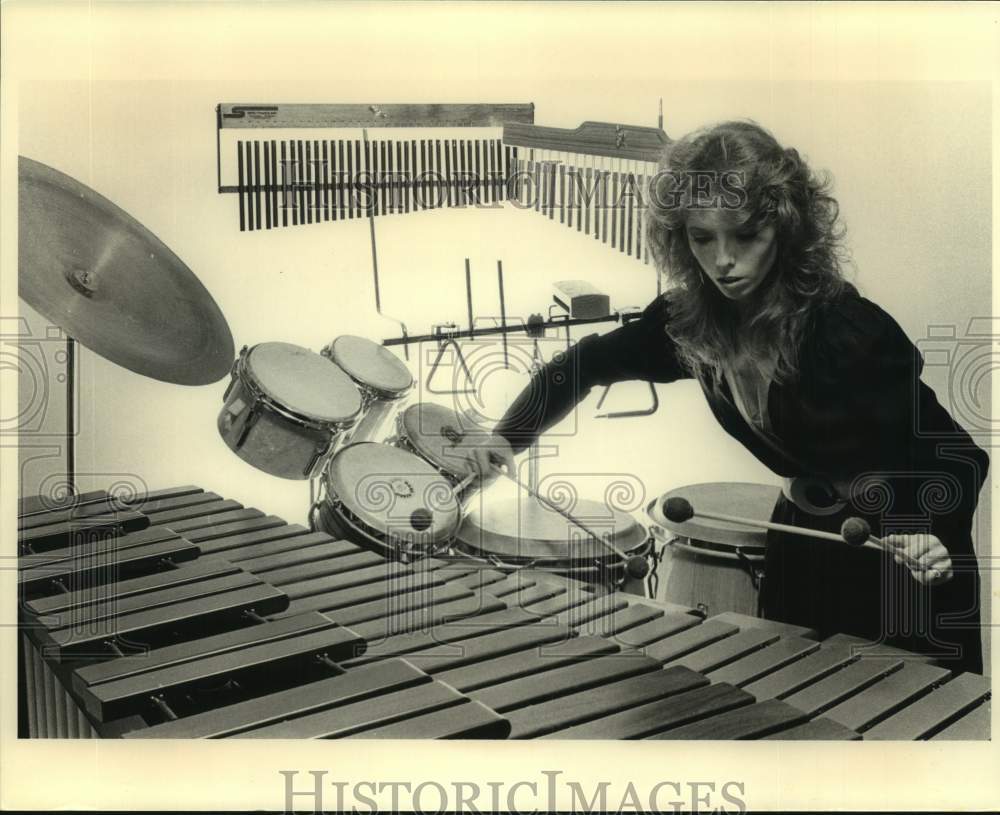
380,261,658,419
215,102,535,229
17,483,991,741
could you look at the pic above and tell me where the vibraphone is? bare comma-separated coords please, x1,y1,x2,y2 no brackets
18,485,991,740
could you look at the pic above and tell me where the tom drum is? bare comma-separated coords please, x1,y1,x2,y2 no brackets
217,342,362,480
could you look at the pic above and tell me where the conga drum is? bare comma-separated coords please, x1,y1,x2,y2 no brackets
217,342,363,480
321,336,413,447
313,442,461,561
647,482,779,617
454,494,655,596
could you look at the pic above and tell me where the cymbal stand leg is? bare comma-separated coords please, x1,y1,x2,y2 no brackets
66,335,76,496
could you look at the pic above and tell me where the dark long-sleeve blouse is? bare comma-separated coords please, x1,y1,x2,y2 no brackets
495,284,988,670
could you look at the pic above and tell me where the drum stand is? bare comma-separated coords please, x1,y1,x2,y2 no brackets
652,534,767,618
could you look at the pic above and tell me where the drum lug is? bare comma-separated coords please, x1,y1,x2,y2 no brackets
302,446,326,479
233,404,260,449
736,547,766,591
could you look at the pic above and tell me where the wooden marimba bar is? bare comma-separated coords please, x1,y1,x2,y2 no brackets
17,485,991,740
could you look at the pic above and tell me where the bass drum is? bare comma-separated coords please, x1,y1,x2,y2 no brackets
647,482,779,617
454,493,655,596
313,442,461,561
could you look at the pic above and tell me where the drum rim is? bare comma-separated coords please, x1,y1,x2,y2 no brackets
457,496,650,562
322,442,460,542
662,534,767,561
449,534,654,568
242,342,363,427
325,335,414,400
644,482,780,548
396,403,475,480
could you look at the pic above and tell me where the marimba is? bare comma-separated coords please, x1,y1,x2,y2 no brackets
18,484,991,740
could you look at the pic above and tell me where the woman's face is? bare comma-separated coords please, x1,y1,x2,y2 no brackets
685,208,778,305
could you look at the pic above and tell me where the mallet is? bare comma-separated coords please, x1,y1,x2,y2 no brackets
661,496,885,553
409,472,479,532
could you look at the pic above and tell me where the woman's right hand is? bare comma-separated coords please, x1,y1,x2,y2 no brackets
464,433,517,485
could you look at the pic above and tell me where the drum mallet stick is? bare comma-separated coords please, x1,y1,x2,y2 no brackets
661,497,885,554
502,467,650,580
409,472,478,532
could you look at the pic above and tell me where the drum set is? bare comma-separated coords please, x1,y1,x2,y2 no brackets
216,335,664,595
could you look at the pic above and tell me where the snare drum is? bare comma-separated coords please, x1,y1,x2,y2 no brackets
454,494,655,596
314,442,461,560
390,403,482,487
218,342,363,480
322,336,413,447
647,482,779,617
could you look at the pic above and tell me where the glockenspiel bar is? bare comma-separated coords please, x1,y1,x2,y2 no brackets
196,525,321,558
508,666,713,740
761,717,863,741
781,657,904,717
663,628,780,675
862,673,991,740
348,699,511,739
542,681,750,740
929,701,990,740
124,658,432,739
38,580,289,662
612,611,702,650
20,537,200,598
705,636,822,688
28,558,238,617
822,661,951,732
19,488,110,519
81,623,365,722
19,511,150,553
647,698,810,740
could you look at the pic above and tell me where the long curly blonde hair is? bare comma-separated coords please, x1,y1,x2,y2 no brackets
646,120,849,387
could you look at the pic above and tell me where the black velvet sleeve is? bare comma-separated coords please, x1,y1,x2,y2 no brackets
801,293,989,554
494,295,692,452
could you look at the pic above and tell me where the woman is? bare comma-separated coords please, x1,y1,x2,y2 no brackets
468,120,988,674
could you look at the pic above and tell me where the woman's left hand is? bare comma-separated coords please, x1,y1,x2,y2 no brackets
882,533,953,586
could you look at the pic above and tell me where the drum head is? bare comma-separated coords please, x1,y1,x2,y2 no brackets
457,495,647,562
399,403,482,478
328,335,413,398
647,481,779,550
324,442,459,542
247,342,363,425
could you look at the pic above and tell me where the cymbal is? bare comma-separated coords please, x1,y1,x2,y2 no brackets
18,156,235,385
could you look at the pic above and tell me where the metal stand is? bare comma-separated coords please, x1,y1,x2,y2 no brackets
65,336,77,496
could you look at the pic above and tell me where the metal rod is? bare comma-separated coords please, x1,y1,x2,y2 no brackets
66,336,76,496
465,258,474,335
365,128,382,314
150,694,178,721
363,127,410,360
502,468,632,564
497,260,508,368
382,312,620,347
216,104,223,193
